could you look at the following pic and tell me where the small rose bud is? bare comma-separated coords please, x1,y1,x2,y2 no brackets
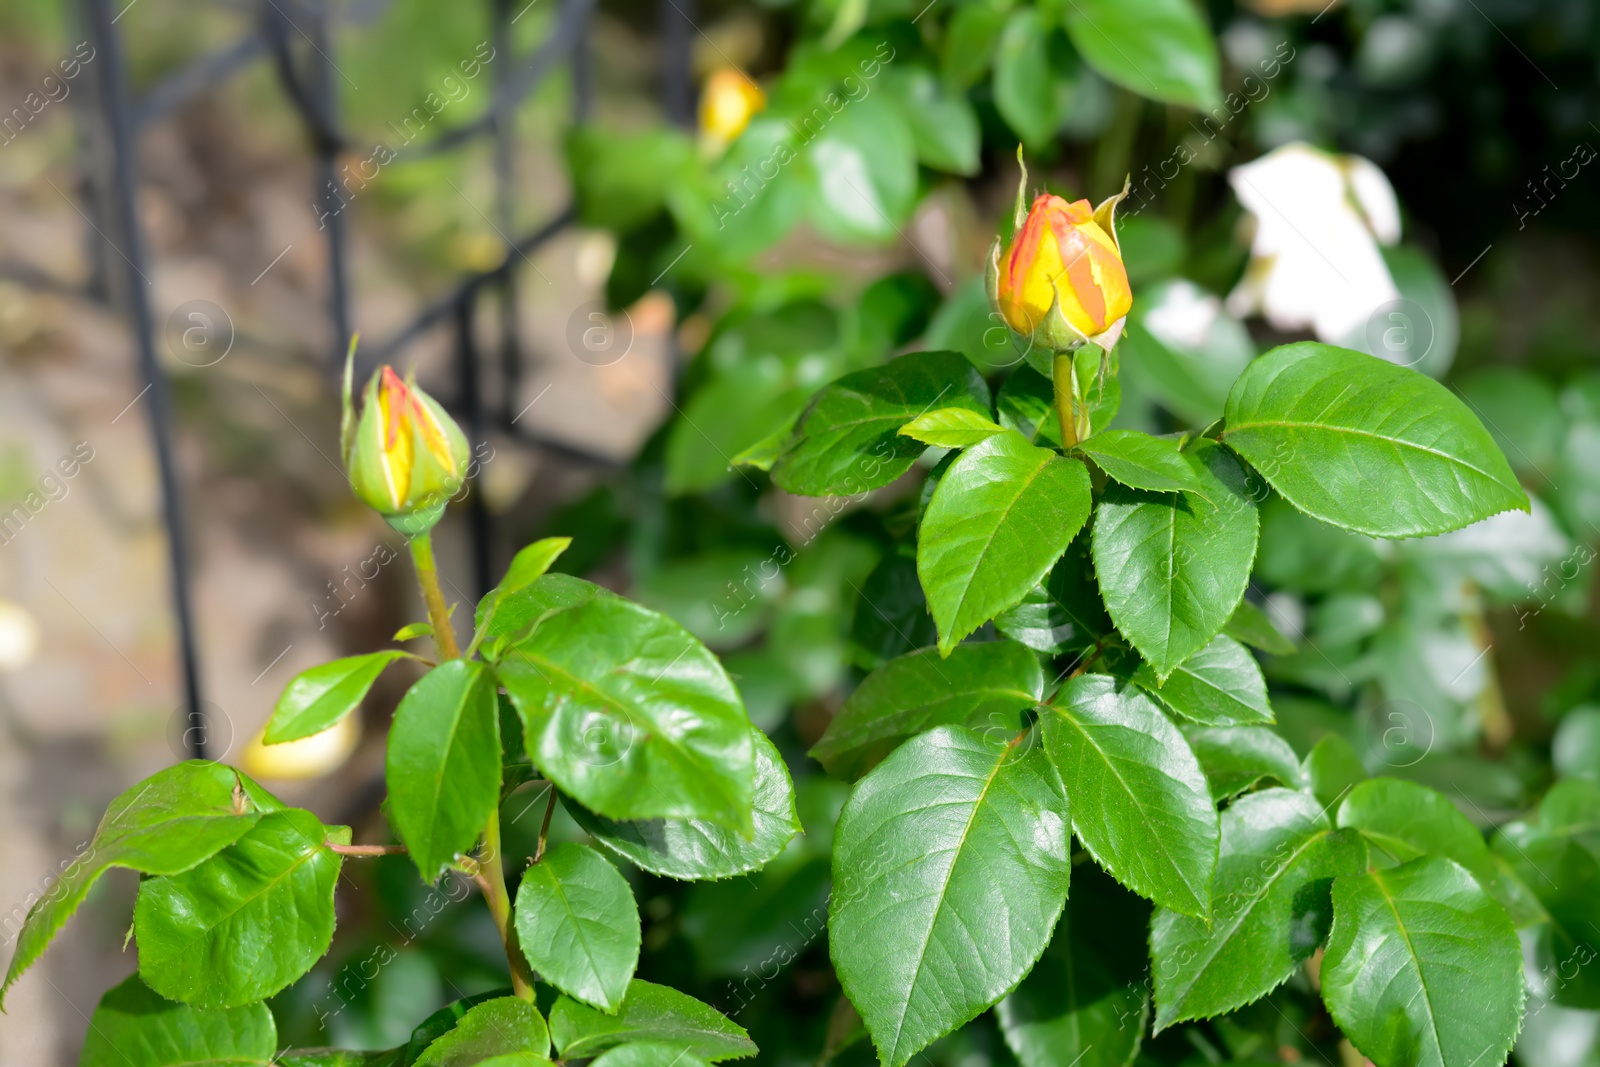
699,68,766,148
341,345,470,535
987,160,1132,355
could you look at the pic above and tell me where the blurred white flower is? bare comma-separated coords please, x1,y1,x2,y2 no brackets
1144,280,1225,351
239,713,360,781
0,600,39,670
1226,142,1401,343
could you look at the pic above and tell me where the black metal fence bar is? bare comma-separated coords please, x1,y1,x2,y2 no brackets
85,0,207,754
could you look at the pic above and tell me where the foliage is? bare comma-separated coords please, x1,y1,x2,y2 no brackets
12,0,1600,1064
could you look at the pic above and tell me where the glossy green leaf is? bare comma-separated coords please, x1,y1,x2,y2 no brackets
406,991,516,1059
1303,734,1367,811
1222,342,1528,538
919,431,1094,653
898,407,1006,448
1043,674,1217,916
1,761,275,1006
1222,599,1295,656
1062,0,1220,109
134,809,346,1008
770,350,989,497
830,726,1071,1067
476,538,575,636
78,974,276,1067
1493,779,1600,1007
515,842,641,1013
996,367,1063,448
590,1043,714,1067
549,979,756,1061
1321,857,1524,1067
387,659,502,882
413,996,551,1066
993,536,1111,656
393,622,434,643
496,576,755,832
1151,788,1367,1029
570,729,798,881
474,1057,554,1067
1132,634,1272,726
1092,439,1258,680
997,865,1151,1067
1337,778,1494,883
265,650,408,744
1181,725,1304,800
810,641,1044,780
1077,431,1212,499
847,553,939,669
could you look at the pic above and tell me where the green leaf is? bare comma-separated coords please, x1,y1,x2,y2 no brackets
77,974,276,1067
477,538,575,635
406,991,516,1059
570,729,798,881
1336,778,1494,882
1303,734,1367,811
1221,342,1528,538
277,1052,406,1066
830,726,1072,1067
771,350,990,497
1091,439,1258,680
1181,725,1304,800
997,865,1151,1067
1,761,275,1006
265,650,408,744
994,10,1060,148
919,431,1094,653
591,1043,714,1067
1222,599,1295,656
474,1058,554,1067
1062,0,1221,109
1077,431,1213,499
1043,674,1217,916
1150,788,1367,1029
515,843,641,1013
898,407,1006,448
549,979,756,1061
996,367,1063,448
993,536,1111,656
413,996,551,1066
889,67,980,176
942,3,1006,88
1321,856,1524,1067
1554,706,1600,783
1492,779,1600,1007
387,659,502,882
810,641,1044,781
803,91,917,245
134,809,346,1008
496,577,755,832
847,553,939,669
393,622,434,642
1132,634,1272,726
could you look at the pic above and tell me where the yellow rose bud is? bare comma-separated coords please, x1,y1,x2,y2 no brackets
988,177,1132,355
341,349,470,535
699,68,766,147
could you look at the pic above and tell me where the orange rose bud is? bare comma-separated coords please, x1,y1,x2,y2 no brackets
988,169,1132,354
341,340,470,535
